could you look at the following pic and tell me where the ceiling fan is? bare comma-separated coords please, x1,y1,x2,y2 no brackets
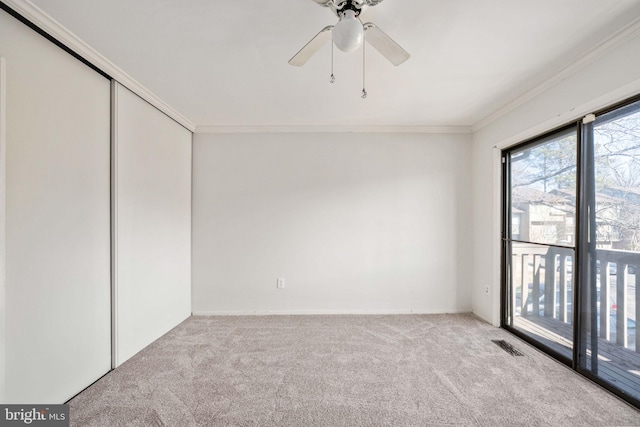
289,0,410,67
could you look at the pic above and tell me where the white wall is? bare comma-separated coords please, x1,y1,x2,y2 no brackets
471,28,640,324
1,9,111,403
0,55,6,404
192,132,472,314
113,83,192,366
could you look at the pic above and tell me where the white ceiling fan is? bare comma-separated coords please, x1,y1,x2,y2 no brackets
289,0,410,67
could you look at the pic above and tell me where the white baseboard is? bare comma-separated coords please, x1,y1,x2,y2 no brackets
192,308,473,316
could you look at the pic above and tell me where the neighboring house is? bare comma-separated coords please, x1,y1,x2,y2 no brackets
512,186,640,251
598,187,640,250
511,187,575,245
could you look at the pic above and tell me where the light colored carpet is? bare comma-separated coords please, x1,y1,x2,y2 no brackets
69,314,640,426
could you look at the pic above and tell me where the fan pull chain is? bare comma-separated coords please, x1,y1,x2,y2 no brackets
361,31,367,99
329,40,335,83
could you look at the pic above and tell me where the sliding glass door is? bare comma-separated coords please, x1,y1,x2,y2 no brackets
580,99,640,400
503,96,640,407
504,127,578,362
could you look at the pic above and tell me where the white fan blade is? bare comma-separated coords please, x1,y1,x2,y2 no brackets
364,0,385,5
363,22,410,66
289,26,334,67
312,0,333,6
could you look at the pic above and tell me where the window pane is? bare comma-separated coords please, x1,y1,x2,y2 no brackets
585,99,640,400
509,242,574,359
594,101,640,254
510,132,577,246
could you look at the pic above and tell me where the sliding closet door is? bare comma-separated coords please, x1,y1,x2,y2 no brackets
113,83,191,367
0,10,111,403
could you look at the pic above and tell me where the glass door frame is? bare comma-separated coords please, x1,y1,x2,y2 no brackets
501,121,580,369
501,94,640,409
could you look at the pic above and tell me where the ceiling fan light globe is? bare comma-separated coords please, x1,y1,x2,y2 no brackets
333,10,363,52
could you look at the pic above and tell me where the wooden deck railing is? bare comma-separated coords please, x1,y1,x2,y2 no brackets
512,245,639,352
595,249,638,349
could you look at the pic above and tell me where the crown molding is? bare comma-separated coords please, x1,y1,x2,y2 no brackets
195,125,472,134
0,0,196,132
491,77,640,151
472,15,640,133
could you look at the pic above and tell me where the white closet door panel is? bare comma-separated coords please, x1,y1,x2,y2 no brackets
0,10,111,403
114,83,191,366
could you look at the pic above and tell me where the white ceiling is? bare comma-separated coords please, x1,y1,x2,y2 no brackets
27,0,640,129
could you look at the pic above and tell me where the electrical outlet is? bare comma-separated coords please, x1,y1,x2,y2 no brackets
485,285,490,296
277,278,285,289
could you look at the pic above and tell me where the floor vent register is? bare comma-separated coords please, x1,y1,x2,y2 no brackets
492,339,525,356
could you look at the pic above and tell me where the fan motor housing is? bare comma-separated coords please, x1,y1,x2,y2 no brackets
337,0,362,17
